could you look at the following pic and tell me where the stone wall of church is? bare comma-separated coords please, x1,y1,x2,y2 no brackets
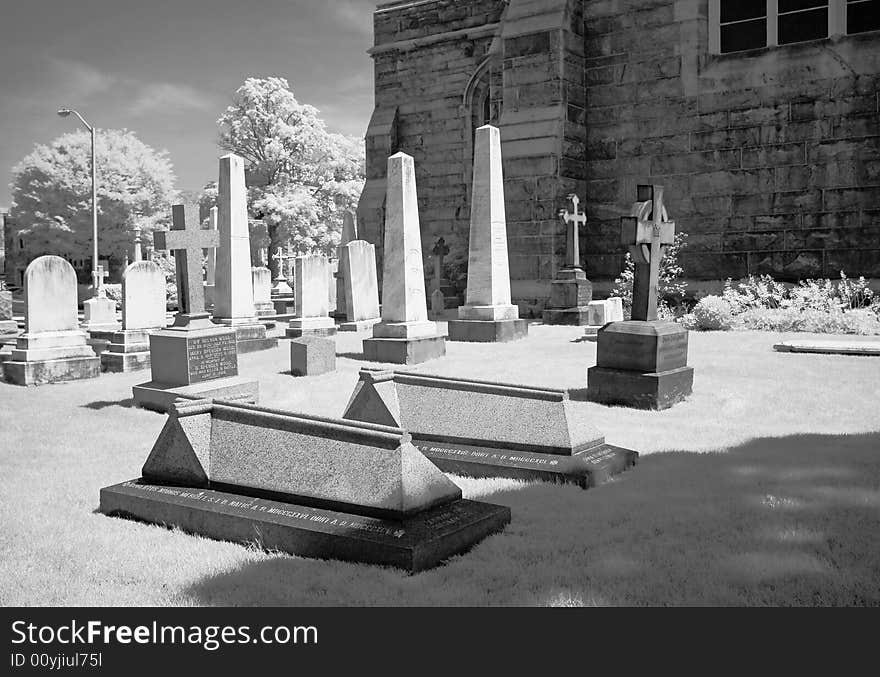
583,0,880,281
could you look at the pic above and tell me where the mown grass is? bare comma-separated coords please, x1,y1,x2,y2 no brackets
1,326,878,606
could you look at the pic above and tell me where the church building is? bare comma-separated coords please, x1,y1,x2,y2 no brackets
357,0,880,305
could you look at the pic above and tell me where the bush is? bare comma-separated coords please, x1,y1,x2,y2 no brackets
736,307,880,335
611,232,688,319
691,295,734,330
103,283,123,310
722,272,879,315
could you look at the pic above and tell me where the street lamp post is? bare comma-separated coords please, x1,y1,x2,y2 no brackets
57,108,101,296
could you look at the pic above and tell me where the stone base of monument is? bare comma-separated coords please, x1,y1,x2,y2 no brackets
100,328,156,373
214,320,278,354
447,319,529,343
2,330,100,385
100,480,508,573
586,320,693,410
99,399,509,572
132,324,259,413
542,268,593,326
0,320,18,335
343,369,638,488
285,316,337,338
338,318,381,332
363,335,446,365
290,336,336,376
131,377,259,412
773,340,880,356
272,296,296,316
82,297,121,333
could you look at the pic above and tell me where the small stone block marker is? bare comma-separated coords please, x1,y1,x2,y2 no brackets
290,336,336,376
542,194,593,326
363,152,446,364
774,340,880,356
101,260,167,372
344,368,637,488
2,256,100,385
583,297,624,338
448,125,528,343
132,203,258,412
587,185,693,410
99,399,510,572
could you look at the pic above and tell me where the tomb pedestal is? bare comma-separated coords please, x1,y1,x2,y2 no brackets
364,320,446,365
213,318,278,354
285,316,337,338
542,268,593,326
587,320,693,410
0,291,16,334
133,317,258,413
3,329,99,385
100,328,156,373
582,297,625,339
271,295,296,319
82,296,121,333
338,317,381,332
290,336,336,376
447,304,528,343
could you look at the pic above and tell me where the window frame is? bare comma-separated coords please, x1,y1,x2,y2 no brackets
709,0,875,54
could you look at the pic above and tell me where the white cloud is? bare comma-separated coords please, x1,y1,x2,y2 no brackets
126,82,214,117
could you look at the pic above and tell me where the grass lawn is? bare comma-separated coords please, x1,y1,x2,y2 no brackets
1,324,878,606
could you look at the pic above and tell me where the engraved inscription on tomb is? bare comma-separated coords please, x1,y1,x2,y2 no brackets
186,332,238,383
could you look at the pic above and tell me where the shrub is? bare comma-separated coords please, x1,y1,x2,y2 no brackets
723,272,880,315
611,232,688,318
736,307,880,335
691,295,734,330
103,283,123,310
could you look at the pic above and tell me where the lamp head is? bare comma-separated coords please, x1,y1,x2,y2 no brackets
57,108,72,117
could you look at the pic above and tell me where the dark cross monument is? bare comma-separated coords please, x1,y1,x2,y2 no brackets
431,237,450,294
132,203,258,413
587,185,693,410
153,204,218,327
623,185,676,322
542,194,593,325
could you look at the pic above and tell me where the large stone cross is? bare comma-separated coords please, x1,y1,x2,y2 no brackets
621,184,675,322
272,246,287,282
92,265,109,296
154,204,220,319
559,194,587,269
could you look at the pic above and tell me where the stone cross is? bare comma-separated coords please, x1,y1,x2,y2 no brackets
621,184,675,322
559,194,587,269
93,265,110,297
272,246,287,282
431,237,450,293
154,204,220,318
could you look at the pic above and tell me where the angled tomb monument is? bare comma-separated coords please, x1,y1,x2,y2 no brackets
587,185,694,410
99,398,510,572
3,255,100,385
101,260,167,372
363,152,446,364
447,125,528,343
343,368,637,489
132,204,259,413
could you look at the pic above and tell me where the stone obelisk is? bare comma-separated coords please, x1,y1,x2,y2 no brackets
448,125,528,342
212,153,277,353
363,152,445,364
334,210,358,319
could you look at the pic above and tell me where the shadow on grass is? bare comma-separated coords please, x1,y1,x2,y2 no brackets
180,431,880,606
82,398,135,410
337,351,366,361
570,336,597,344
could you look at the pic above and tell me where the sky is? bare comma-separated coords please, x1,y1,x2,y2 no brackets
0,0,377,207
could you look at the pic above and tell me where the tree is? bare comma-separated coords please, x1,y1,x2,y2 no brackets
8,129,177,275
215,77,365,260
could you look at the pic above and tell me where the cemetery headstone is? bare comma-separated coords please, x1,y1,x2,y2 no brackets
344,368,638,488
430,288,445,320
286,254,337,337
3,256,100,385
212,154,277,353
583,296,624,339
100,398,510,572
271,244,296,317
448,125,528,343
587,185,693,409
251,266,275,317
132,203,259,412
101,260,167,372
338,240,381,332
363,152,446,364
334,211,358,319
204,206,218,309
328,257,338,316
290,336,336,376
542,194,593,325
0,286,16,335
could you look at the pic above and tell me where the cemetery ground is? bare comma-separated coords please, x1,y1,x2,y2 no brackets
1,323,879,606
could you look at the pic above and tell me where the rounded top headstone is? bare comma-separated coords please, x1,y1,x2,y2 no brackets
24,255,79,334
